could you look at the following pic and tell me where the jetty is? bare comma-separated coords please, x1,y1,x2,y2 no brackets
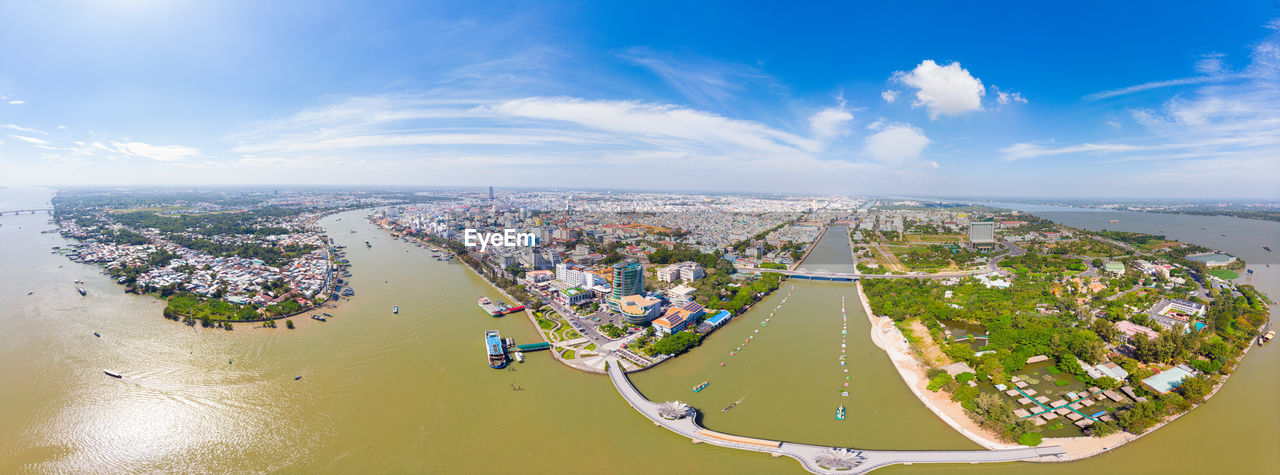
605,356,1064,473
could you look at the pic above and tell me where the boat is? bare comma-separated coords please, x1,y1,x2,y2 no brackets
722,401,738,413
103,370,122,379
486,330,508,369
515,352,525,363
76,286,86,296
312,315,327,322
836,404,846,420
1109,219,1119,224
26,291,33,295
1265,246,1273,252
93,332,100,337
393,305,399,314
692,380,710,392
365,241,372,248
295,375,302,380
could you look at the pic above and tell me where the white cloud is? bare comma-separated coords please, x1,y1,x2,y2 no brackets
7,100,24,105
863,121,931,165
891,60,985,119
620,48,782,107
995,88,1027,105
1195,53,1226,75
112,141,201,161
881,90,898,103
2,124,46,135
10,134,52,147
809,97,854,139
1083,75,1239,101
488,97,821,155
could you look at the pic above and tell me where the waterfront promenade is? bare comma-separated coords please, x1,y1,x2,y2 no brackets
605,355,1065,474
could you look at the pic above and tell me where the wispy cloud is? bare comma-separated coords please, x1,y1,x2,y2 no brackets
1083,75,1242,101
111,141,201,162
620,48,782,107
2,124,47,135
7,100,24,105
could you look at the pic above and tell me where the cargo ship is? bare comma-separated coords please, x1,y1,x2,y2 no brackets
478,297,525,316
485,330,508,369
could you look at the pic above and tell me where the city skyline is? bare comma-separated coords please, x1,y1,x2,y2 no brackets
1,2,1278,198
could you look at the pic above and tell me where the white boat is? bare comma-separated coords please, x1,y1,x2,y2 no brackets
515,352,525,363
393,305,399,314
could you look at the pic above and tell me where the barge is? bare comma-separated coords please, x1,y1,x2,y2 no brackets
479,297,525,316
485,330,508,369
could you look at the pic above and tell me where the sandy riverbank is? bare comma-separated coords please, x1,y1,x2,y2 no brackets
856,281,1019,452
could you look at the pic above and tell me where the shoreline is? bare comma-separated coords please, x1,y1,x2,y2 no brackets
855,279,1262,463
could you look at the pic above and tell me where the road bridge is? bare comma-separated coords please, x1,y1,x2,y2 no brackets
605,356,1064,474
0,208,52,215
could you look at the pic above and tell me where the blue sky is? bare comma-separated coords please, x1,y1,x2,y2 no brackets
1,1,1277,198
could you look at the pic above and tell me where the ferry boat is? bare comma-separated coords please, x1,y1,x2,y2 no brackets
103,370,122,379
76,286,86,296
692,380,710,392
836,404,846,420
485,330,508,369
393,305,399,314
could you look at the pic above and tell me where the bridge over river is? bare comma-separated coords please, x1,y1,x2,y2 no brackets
605,356,1065,474
736,267,983,281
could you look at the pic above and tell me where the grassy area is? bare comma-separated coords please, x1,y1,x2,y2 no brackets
584,343,596,351
904,234,964,243
536,316,556,330
562,349,576,359
1209,269,1239,280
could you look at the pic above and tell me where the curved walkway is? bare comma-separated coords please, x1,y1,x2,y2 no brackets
605,356,1065,474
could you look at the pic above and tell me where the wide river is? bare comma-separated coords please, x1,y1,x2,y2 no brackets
0,188,1275,473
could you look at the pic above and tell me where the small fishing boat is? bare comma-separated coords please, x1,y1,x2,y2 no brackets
393,305,399,314
836,404,846,420
103,370,122,379
26,291,33,295
515,352,525,363
76,286,86,296
722,401,739,413
1265,246,1272,252
93,332,100,337
692,380,710,392
294,375,302,380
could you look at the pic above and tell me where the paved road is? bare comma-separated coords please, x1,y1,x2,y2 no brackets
605,356,1066,474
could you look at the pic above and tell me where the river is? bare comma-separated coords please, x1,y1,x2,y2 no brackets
0,188,1275,473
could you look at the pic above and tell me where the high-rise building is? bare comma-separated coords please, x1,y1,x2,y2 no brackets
488,186,494,201
968,221,996,250
608,259,644,312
